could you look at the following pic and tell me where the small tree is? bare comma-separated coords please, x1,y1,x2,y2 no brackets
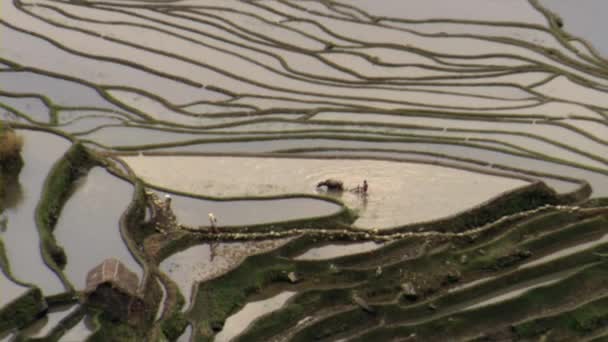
0,123,23,161
0,122,24,210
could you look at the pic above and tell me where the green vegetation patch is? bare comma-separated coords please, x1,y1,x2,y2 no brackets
189,253,295,339
35,143,99,281
0,287,47,334
160,311,189,341
391,181,563,234
87,311,140,342
0,125,23,211
514,296,608,340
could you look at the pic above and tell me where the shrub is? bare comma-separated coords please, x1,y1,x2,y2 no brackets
0,129,23,161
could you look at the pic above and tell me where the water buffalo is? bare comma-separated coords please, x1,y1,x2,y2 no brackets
316,178,344,191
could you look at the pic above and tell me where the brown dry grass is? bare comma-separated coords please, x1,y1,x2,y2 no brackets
0,129,23,160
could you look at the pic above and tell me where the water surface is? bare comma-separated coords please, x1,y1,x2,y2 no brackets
54,167,141,289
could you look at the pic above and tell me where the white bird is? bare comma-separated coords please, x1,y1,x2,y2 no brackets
208,213,218,228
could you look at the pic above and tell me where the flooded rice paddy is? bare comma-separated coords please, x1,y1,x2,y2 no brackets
1,0,607,341
161,238,292,308
127,156,527,228
54,167,141,289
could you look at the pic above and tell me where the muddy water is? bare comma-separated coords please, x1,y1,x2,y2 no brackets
54,167,141,289
125,156,527,229
160,239,291,309
303,149,607,197
0,130,69,295
303,149,583,195
160,192,342,227
214,291,296,342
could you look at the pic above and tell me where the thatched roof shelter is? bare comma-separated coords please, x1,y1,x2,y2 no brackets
84,259,143,323
85,258,139,296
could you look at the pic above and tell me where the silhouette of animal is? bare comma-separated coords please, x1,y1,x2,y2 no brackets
316,179,344,191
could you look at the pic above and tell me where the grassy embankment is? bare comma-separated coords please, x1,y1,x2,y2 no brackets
0,124,23,210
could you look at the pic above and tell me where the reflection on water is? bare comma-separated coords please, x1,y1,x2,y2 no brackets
540,0,608,56
160,239,291,309
54,167,141,289
126,156,527,229
214,291,296,342
177,324,192,342
519,233,608,270
161,192,342,227
1,0,607,338
155,278,167,322
22,304,78,339
461,267,584,312
341,0,545,23
0,71,120,110
0,180,23,210
295,241,384,260
0,271,28,308
0,95,49,123
1,130,69,295
58,314,93,342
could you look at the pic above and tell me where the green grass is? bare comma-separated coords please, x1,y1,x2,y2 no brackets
189,253,295,340
514,295,608,339
0,126,23,211
87,311,140,342
0,126,23,162
34,143,98,290
0,287,47,334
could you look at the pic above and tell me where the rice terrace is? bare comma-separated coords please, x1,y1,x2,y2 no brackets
1,0,608,341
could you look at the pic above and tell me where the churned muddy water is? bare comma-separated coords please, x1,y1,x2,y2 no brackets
160,239,292,309
0,130,69,295
125,156,528,229
303,149,606,197
54,167,141,289
214,291,297,342
300,150,588,193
